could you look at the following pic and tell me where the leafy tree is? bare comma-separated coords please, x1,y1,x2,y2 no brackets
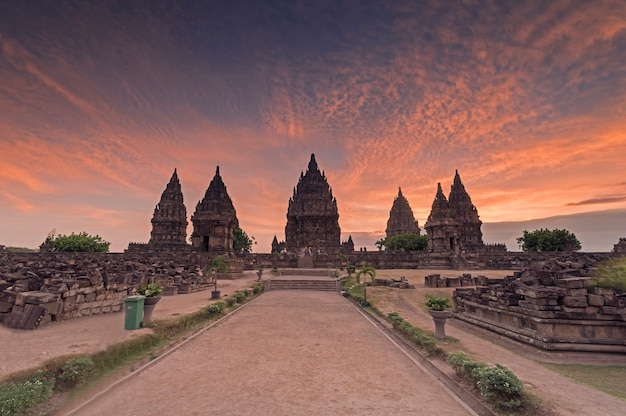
375,233,428,251
356,262,376,284
211,255,228,274
48,232,110,252
233,227,255,253
516,228,581,252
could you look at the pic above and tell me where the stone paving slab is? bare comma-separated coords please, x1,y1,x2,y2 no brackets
67,291,473,415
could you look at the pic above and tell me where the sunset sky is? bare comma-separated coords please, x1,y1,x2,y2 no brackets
1,0,625,253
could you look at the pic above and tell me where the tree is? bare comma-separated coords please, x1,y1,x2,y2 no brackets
47,232,110,252
516,228,581,252
233,227,255,253
356,262,376,284
375,233,428,251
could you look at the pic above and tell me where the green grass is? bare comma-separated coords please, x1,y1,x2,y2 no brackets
540,363,626,400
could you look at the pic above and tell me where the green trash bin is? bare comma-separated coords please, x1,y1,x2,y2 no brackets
124,295,145,330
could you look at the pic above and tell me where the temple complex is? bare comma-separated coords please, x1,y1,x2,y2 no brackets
424,171,484,253
385,187,420,238
148,169,188,248
191,167,239,254
284,154,341,254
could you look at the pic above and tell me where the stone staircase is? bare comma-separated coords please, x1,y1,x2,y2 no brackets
265,278,339,292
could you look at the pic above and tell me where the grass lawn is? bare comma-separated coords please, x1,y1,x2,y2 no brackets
540,363,626,400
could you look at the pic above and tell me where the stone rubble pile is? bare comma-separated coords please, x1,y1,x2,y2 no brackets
0,253,213,329
452,257,626,352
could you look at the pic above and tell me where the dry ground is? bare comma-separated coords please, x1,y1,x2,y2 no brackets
367,269,626,416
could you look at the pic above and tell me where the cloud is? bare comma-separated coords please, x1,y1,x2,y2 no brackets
567,196,626,206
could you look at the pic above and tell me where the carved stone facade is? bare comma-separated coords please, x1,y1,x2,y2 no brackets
285,154,341,254
149,169,188,247
386,187,420,238
424,171,484,253
191,167,238,254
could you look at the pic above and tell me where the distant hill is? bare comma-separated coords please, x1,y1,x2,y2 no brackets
346,209,626,253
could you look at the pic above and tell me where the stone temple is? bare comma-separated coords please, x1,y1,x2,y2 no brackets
191,166,239,254
424,171,484,252
386,187,420,238
148,169,188,249
285,154,341,254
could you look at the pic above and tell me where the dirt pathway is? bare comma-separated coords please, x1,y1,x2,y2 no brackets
66,291,474,416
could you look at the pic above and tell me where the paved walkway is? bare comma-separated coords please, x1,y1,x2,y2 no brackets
65,290,474,415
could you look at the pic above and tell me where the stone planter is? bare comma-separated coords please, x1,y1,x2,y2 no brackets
142,296,161,325
428,309,453,340
211,290,221,299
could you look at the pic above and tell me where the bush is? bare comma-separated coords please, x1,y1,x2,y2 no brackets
226,297,237,306
233,292,246,303
206,302,224,316
58,356,95,388
474,365,524,411
47,232,110,252
595,256,626,291
386,312,441,355
0,374,54,415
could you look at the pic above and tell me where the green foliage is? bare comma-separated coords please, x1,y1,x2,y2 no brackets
48,232,110,252
447,353,524,412
58,356,95,388
356,262,376,284
595,256,626,291
516,228,581,252
233,292,246,303
474,365,524,411
252,283,264,294
206,302,224,316
0,373,54,416
211,255,228,274
4,246,38,253
386,312,441,355
425,294,451,311
233,227,255,253
226,296,237,306
136,283,162,297
376,233,428,251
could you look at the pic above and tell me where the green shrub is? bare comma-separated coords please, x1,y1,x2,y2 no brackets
0,374,54,415
386,312,441,355
474,364,524,411
206,302,224,316
226,296,237,306
447,352,470,376
58,356,95,388
243,289,250,297
233,292,246,303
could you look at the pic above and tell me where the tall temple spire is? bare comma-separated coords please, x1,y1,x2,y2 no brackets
191,166,238,253
385,187,420,238
149,169,188,246
285,154,340,253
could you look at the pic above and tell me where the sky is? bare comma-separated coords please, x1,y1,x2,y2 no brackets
1,0,625,253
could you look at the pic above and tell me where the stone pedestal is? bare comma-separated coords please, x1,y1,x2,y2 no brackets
142,296,161,324
429,309,453,339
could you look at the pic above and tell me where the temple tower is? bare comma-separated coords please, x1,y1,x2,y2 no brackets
448,170,483,250
191,167,239,254
149,169,188,247
424,183,459,252
285,154,341,254
385,187,420,238
424,171,484,253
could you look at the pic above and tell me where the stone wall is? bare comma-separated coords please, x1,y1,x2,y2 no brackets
453,257,626,353
0,252,215,328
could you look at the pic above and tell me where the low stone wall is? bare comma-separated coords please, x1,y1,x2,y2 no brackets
0,252,217,328
453,259,626,353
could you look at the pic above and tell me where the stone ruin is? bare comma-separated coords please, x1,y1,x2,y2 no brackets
0,252,215,329
386,188,420,237
452,256,626,353
614,238,626,254
285,154,341,255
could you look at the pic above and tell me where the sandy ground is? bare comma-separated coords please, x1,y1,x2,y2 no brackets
66,290,475,416
0,273,259,380
2,269,626,415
